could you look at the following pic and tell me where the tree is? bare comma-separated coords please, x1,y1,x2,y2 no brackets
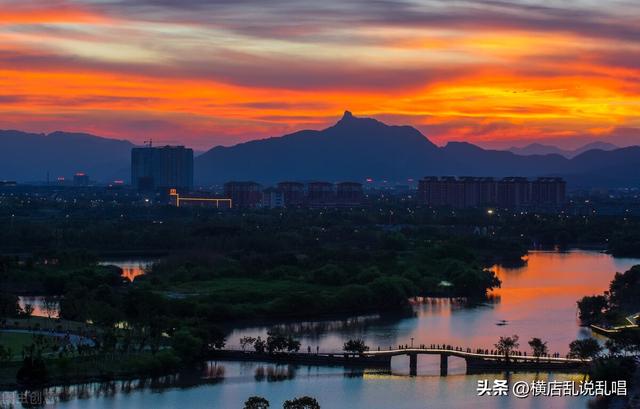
577,295,607,325
343,339,369,354
368,277,414,309
266,331,300,354
193,323,226,351
266,332,288,354
240,336,257,352
244,396,270,409
22,304,34,319
609,328,640,355
334,285,373,310
495,335,519,362
283,396,320,409
286,336,301,353
0,345,11,363
16,345,48,387
171,329,204,364
254,337,266,354
568,338,602,361
0,293,21,318
608,266,640,311
528,338,548,361
43,296,58,319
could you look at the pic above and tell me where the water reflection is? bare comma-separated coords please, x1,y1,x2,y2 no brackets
254,364,297,382
230,251,640,355
202,362,225,381
233,315,383,342
17,296,60,318
11,376,186,408
98,259,155,282
39,363,597,409
14,251,640,409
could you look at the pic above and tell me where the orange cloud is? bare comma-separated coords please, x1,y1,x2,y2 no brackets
0,6,107,25
0,1,639,149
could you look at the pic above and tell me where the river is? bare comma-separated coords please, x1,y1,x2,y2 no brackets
37,251,640,408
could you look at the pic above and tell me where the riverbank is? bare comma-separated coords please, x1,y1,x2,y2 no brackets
0,352,183,390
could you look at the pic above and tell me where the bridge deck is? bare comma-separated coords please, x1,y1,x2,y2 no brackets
364,348,588,364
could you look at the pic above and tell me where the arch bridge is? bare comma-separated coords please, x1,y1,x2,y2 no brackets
364,347,587,376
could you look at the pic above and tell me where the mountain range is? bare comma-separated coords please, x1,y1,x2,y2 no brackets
195,112,640,188
0,130,132,182
508,141,619,158
2,111,640,188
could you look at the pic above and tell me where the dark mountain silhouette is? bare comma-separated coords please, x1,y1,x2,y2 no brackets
195,112,640,188
439,142,568,176
0,130,133,182
509,141,619,158
2,112,640,188
195,111,568,184
195,111,442,183
561,146,640,188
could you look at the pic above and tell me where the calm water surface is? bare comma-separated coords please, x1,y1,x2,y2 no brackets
17,295,60,319
98,259,155,282
50,251,640,408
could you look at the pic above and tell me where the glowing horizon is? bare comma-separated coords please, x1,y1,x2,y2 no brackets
1,0,639,150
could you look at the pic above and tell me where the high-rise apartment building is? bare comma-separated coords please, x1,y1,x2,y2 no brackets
131,145,194,191
419,176,566,209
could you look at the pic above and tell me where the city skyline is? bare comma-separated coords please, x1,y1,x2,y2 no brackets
1,1,639,150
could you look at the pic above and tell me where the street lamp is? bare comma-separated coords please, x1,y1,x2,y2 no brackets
411,338,414,348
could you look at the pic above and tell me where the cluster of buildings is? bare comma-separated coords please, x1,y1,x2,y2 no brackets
223,181,364,208
167,181,364,209
129,145,365,209
418,176,566,209
126,145,567,210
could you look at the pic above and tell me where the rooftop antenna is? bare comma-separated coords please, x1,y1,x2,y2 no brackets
143,139,153,148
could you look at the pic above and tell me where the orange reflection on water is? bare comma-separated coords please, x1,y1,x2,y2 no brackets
99,260,152,282
18,296,59,318
491,251,623,302
121,266,146,282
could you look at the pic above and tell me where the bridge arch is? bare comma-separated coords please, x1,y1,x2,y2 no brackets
389,354,466,376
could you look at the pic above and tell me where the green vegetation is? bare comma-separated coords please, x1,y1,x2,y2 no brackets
567,339,602,361
0,332,53,359
527,337,548,361
243,396,321,409
10,201,640,390
577,265,640,326
494,335,519,362
239,331,301,354
2,206,518,336
136,233,506,322
244,396,271,409
343,339,369,354
575,267,640,388
283,396,321,409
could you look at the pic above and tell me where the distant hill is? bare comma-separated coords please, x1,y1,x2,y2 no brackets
195,111,442,183
195,111,565,184
0,130,133,182
195,112,640,188
560,146,640,188
509,141,619,158
3,113,640,188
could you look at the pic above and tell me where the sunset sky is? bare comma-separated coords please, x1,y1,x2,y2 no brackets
1,0,639,150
